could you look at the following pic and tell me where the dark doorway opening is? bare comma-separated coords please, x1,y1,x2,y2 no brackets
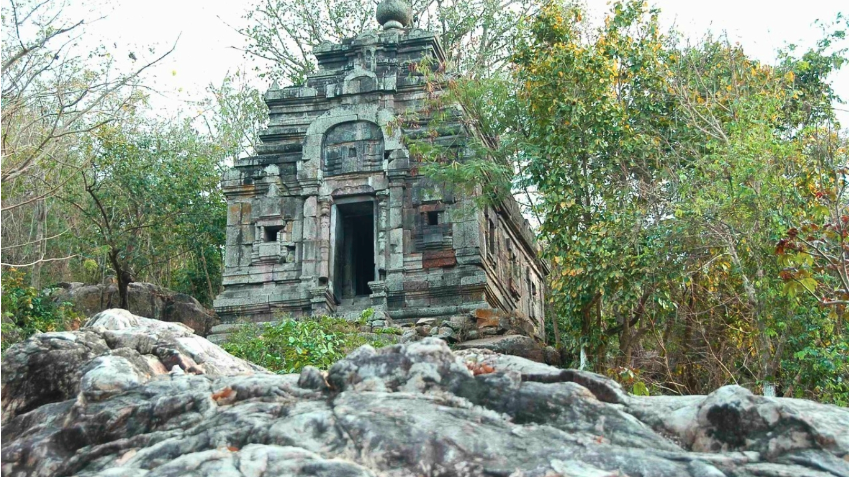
333,201,375,302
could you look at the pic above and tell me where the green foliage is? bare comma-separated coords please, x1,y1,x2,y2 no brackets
512,1,848,401
632,381,650,397
1,269,83,352
2,7,253,310
63,115,227,308
202,71,268,161
419,0,848,402
221,313,394,374
516,0,679,364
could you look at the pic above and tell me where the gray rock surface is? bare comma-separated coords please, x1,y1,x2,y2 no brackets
2,331,848,477
455,334,546,362
1,309,263,425
51,282,219,336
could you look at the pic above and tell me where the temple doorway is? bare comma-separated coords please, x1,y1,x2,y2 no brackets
333,201,375,303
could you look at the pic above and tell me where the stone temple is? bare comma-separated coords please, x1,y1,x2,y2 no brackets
212,0,547,340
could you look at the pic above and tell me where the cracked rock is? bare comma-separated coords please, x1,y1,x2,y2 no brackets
2,322,848,477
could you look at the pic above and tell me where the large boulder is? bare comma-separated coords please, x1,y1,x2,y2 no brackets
0,309,263,425
50,282,219,336
2,332,848,477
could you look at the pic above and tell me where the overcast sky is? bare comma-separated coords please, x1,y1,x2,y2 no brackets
78,0,847,124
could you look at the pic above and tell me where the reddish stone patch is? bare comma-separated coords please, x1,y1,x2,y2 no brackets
474,308,505,329
465,362,495,376
212,387,237,405
422,250,456,269
419,203,443,213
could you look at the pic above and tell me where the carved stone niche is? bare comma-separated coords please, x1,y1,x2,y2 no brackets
323,121,384,176
251,219,296,265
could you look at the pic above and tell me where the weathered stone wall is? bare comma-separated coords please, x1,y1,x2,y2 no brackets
213,25,546,340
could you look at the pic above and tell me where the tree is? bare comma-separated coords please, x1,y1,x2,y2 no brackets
200,70,269,161
235,0,540,84
515,1,848,399
514,0,677,367
418,0,848,401
1,0,172,286
63,118,225,309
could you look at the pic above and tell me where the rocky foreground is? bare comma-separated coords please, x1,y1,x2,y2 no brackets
1,310,848,477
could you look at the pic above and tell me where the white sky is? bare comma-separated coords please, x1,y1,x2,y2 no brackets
76,0,847,124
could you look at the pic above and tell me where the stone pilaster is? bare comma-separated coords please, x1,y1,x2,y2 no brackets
375,190,389,277
318,197,332,282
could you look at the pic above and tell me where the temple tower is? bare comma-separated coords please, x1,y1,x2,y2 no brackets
213,0,547,338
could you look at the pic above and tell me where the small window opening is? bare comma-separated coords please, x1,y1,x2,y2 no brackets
264,225,283,242
348,146,357,158
427,211,440,226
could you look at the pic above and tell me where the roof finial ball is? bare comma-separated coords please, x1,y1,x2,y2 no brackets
376,0,412,30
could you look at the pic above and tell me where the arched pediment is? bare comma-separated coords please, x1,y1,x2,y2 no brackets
322,121,384,176
298,105,408,182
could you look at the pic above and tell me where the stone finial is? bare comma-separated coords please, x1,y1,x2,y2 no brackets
376,0,412,30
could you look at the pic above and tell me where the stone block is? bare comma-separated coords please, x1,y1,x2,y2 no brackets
474,308,505,329
400,328,419,344
460,274,487,286
303,196,318,217
389,207,403,228
227,203,242,225
543,346,561,366
455,335,545,363
448,315,471,330
240,203,253,225
435,327,456,343
422,249,456,269
403,281,428,292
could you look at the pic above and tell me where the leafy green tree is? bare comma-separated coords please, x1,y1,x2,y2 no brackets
514,0,678,366
200,70,268,161
419,0,848,400
64,118,226,309
515,2,847,398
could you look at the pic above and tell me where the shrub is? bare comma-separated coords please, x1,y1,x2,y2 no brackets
221,310,395,374
1,269,83,352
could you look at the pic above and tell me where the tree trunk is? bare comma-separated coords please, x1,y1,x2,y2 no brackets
31,198,46,290
108,249,132,310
